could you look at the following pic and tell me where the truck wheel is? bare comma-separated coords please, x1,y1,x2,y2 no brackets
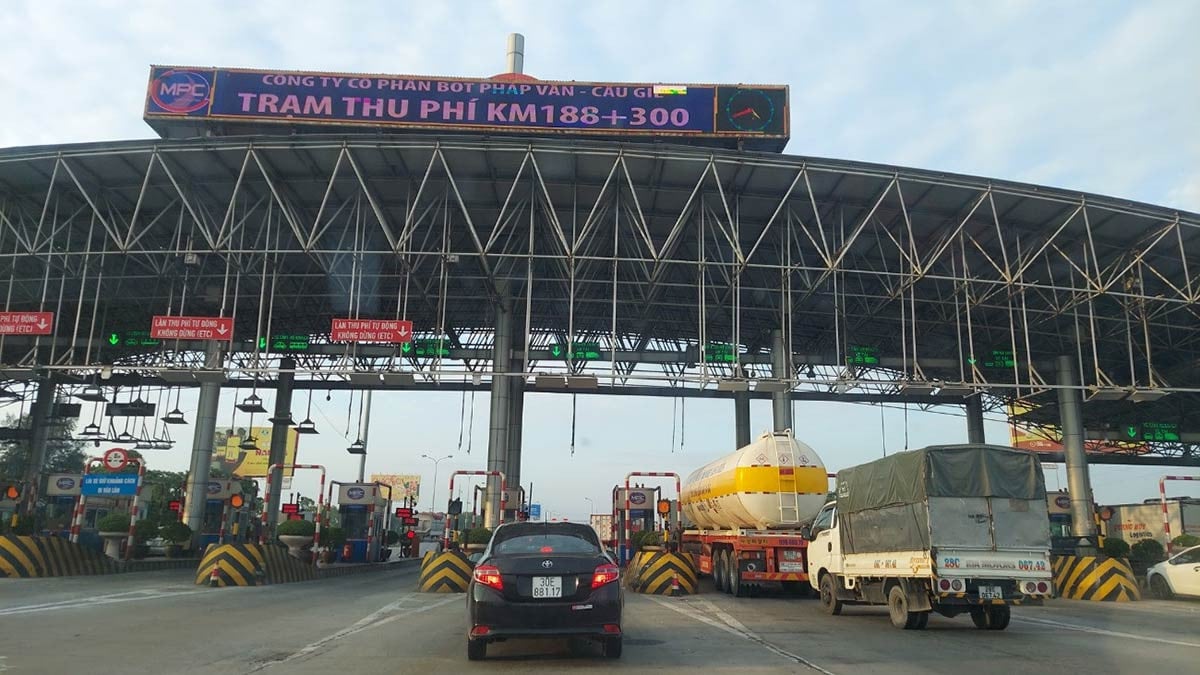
914,611,929,630
970,605,1010,630
986,605,1010,630
727,552,746,597
713,550,728,593
819,574,843,615
888,585,921,629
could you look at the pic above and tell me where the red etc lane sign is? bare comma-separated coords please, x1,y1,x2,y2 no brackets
0,311,54,335
331,318,412,343
150,315,234,341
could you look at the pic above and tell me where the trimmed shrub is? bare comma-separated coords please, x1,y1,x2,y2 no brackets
1130,539,1166,563
96,513,130,533
277,519,316,537
1101,538,1130,559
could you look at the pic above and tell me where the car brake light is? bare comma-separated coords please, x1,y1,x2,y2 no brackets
470,625,490,637
540,546,554,553
603,624,621,634
473,564,503,591
1037,581,1049,594
592,563,620,589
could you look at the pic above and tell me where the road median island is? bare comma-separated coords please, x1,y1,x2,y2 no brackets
196,543,418,587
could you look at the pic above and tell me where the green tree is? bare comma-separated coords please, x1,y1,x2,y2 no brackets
0,414,87,481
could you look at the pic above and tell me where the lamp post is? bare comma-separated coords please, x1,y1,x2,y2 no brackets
421,454,453,512
584,496,594,519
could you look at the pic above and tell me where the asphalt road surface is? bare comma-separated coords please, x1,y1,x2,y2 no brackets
2,565,1198,674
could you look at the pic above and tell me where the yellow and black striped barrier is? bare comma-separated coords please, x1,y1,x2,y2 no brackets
1,535,113,578
260,545,317,584
195,544,266,587
1051,554,1140,602
629,550,698,595
418,550,474,592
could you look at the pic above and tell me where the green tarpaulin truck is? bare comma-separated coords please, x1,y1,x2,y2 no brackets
805,444,1053,630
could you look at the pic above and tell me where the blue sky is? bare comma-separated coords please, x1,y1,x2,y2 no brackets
2,1,1197,519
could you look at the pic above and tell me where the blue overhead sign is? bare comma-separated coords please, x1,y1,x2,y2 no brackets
144,66,789,144
81,475,139,497
529,503,542,519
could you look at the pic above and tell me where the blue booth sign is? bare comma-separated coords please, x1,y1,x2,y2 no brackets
80,474,139,497
529,503,541,519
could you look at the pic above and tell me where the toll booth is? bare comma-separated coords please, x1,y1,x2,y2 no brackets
337,483,390,563
612,486,660,562
191,480,245,548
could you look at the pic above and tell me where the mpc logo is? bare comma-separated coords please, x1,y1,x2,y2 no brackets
150,69,211,113
347,487,366,500
55,477,76,490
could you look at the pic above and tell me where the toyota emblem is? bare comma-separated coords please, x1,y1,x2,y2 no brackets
541,560,554,569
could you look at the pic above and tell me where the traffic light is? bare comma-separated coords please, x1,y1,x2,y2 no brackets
3,484,19,500
405,530,416,540
448,498,463,515
229,494,245,509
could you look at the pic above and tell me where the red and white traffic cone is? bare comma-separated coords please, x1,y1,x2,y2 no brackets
209,565,221,588
670,573,681,597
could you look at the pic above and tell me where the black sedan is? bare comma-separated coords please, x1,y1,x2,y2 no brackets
466,521,623,660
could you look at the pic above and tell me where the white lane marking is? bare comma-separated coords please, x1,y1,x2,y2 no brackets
1014,615,1200,648
253,594,461,671
646,596,836,675
0,589,206,616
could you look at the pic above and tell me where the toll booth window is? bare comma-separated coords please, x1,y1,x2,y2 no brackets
203,507,222,534
342,510,370,539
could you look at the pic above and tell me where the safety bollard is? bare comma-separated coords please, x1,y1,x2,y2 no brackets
670,572,681,597
209,565,220,587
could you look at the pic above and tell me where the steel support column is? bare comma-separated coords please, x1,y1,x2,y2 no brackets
1057,355,1097,547
770,329,793,431
265,357,295,531
734,390,751,448
506,373,525,517
485,298,513,528
184,343,223,545
965,394,986,444
20,376,56,517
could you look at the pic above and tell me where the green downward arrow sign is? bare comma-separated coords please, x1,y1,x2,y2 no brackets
550,344,562,357
402,342,411,353
108,333,119,346
1125,425,1139,439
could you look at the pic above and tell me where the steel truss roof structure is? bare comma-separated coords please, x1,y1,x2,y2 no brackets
0,134,1198,461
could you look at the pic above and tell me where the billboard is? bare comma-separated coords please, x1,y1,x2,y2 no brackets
145,66,788,143
1007,401,1148,454
213,426,299,478
371,474,421,502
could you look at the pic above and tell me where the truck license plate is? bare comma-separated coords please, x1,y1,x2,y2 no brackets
532,576,562,598
978,585,1002,600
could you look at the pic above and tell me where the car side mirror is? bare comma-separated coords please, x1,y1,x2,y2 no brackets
800,525,812,541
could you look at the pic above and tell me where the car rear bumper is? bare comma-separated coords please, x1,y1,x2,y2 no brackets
468,582,622,639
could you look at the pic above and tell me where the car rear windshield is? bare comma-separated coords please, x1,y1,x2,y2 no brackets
491,524,601,555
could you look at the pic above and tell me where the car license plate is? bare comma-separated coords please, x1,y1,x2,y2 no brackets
532,576,562,599
979,585,1002,600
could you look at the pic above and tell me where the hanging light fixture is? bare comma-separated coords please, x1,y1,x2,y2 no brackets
293,389,319,434
161,388,188,424
79,422,102,438
116,430,137,443
76,384,108,402
238,435,260,451
346,439,366,455
236,393,267,413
